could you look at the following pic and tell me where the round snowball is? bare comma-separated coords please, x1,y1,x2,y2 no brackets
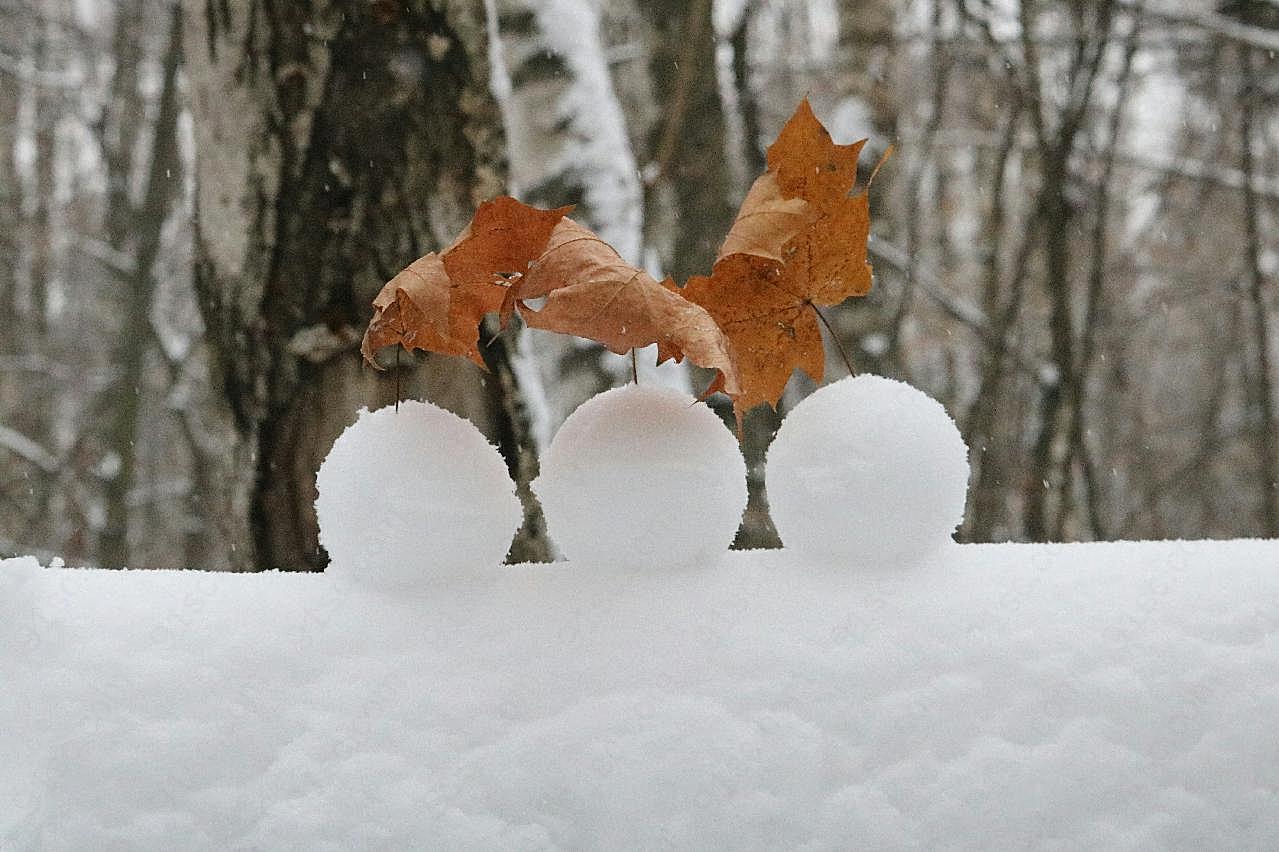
534,385,747,569
766,375,970,564
316,400,522,586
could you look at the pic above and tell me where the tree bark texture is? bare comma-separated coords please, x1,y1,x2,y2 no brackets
185,0,521,571
639,0,733,283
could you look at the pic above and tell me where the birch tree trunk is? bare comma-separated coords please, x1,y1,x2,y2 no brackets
184,0,526,571
492,0,653,441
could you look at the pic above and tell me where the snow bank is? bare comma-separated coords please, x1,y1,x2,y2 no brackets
4,540,1279,848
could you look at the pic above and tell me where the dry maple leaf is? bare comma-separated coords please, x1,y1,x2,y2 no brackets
716,172,816,264
361,197,572,369
442,197,572,348
767,98,865,208
682,255,825,412
362,198,741,400
511,219,742,398
360,253,472,365
680,97,873,414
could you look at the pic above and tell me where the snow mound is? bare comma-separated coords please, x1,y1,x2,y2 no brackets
534,384,747,569
315,401,522,586
767,375,969,563
4,540,1279,848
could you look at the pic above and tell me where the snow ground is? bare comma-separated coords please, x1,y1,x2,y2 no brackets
3,540,1278,849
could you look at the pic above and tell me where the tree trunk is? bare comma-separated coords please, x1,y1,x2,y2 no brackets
0,12,21,347
184,0,531,571
1022,1,1115,541
1238,43,1279,536
639,0,733,283
98,4,184,569
28,14,55,337
1023,149,1074,542
492,0,653,441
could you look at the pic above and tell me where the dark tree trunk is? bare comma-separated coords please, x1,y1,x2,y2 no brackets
0,14,20,345
184,0,540,571
29,20,55,338
640,0,734,283
97,3,183,569
1019,0,1114,541
1238,44,1279,536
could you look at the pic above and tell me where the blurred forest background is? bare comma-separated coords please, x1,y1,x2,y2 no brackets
1,0,1277,571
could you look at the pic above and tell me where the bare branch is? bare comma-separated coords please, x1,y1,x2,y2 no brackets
0,424,58,473
870,238,1046,379
932,131,1279,202
1132,1,1279,53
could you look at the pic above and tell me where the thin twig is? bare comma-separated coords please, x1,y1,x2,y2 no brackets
630,348,639,384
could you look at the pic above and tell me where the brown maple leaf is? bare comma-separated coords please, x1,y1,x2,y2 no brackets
443,197,572,350
680,97,873,414
767,98,865,208
715,172,816,264
511,218,742,398
361,197,572,369
360,253,472,365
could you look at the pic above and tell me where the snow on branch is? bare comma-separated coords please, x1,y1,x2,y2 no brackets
935,132,1279,203
0,424,59,474
1133,2,1279,53
1115,148,1279,202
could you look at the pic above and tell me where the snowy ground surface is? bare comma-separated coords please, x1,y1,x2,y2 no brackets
3,540,1278,850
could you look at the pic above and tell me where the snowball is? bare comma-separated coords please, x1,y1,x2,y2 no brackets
533,384,747,569
315,400,522,585
766,374,969,564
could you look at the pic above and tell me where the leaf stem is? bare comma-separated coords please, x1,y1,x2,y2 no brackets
810,303,857,378
631,348,639,384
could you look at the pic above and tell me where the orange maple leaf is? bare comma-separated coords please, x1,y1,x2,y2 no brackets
360,253,471,364
361,197,571,368
680,98,874,414
361,99,876,420
361,197,741,400
511,219,741,399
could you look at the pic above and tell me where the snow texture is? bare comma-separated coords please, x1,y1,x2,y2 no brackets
315,401,522,587
4,539,1279,848
534,385,747,569
767,375,970,564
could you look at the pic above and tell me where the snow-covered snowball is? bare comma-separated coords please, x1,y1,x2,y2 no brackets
315,401,522,586
766,375,969,564
534,385,747,568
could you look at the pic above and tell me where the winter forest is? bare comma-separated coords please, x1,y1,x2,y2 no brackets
2,0,1278,572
